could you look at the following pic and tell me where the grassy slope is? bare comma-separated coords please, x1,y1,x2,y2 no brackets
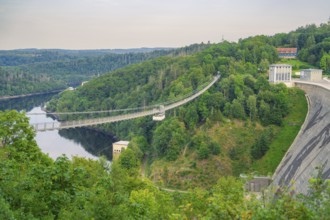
149,120,264,190
278,58,316,75
251,88,308,175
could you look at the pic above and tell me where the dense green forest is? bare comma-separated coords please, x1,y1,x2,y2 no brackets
0,44,210,96
0,49,169,96
0,67,66,96
0,110,329,219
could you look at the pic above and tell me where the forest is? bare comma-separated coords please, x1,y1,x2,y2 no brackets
0,110,329,219
0,44,209,96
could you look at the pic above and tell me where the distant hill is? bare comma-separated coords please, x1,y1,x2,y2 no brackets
0,43,210,96
0,47,174,66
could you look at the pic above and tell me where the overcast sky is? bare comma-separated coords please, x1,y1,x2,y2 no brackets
0,0,329,50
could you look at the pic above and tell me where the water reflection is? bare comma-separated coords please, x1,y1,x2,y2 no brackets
1,94,115,161
59,128,115,160
0,93,55,112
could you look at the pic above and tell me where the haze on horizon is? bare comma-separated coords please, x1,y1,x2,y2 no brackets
0,0,329,50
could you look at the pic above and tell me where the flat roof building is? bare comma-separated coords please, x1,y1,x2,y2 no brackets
269,64,292,84
300,69,323,82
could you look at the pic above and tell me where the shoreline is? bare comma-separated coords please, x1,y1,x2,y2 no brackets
0,90,63,101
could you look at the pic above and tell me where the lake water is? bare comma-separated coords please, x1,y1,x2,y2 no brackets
0,94,115,160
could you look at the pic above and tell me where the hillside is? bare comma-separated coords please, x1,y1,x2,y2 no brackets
0,44,210,96
46,22,329,190
45,32,288,185
272,23,330,73
0,110,329,219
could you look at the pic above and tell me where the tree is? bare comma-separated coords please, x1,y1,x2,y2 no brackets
251,128,273,159
209,141,221,155
305,35,316,48
0,196,15,220
0,110,35,148
128,189,158,220
189,67,204,89
231,99,246,119
197,143,210,160
320,52,330,73
128,136,148,159
205,176,244,219
258,100,271,125
119,147,139,167
246,95,257,121
152,118,187,161
184,104,199,129
258,58,269,73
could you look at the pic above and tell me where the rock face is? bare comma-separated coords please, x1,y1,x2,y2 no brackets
272,81,330,194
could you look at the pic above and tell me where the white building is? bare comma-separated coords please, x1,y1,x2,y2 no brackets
113,141,129,154
300,69,323,82
269,64,292,83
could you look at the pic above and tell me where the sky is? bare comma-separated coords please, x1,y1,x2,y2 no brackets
0,0,329,50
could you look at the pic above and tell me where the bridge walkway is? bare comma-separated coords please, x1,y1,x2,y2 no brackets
31,74,220,131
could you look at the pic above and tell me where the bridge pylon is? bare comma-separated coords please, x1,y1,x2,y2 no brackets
153,105,165,121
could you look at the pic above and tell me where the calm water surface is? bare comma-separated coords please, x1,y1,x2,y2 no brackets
0,94,115,160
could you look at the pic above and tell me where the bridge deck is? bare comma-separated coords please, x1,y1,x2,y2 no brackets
31,74,220,131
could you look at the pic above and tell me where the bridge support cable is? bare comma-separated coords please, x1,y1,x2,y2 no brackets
31,74,220,131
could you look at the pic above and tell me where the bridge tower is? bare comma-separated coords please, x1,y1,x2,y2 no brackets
153,105,165,121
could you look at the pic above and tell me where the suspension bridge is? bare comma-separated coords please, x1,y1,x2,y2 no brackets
28,74,220,131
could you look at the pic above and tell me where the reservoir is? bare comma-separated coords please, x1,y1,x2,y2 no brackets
0,94,115,160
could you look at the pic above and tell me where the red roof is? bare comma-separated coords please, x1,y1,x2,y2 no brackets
277,48,297,54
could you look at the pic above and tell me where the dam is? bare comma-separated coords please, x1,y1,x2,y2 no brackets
272,80,330,194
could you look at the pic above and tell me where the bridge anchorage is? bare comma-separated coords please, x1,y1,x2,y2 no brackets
29,74,221,131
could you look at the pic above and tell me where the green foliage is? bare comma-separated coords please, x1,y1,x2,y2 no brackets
252,88,308,174
183,104,199,129
118,148,140,171
128,189,158,220
192,133,221,160
0,48,176,96
0,112,328,219
197,143,210,160
320,52,330,73
153,118,187,161
209,141,221,156
206,177,245,219
269,22,330,68
0,110,35,147
128,135,148,159
251,127,273,160
247,95,257,121
0,196,15,220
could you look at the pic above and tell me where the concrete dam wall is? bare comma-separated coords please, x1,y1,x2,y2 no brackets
272,81,330,194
